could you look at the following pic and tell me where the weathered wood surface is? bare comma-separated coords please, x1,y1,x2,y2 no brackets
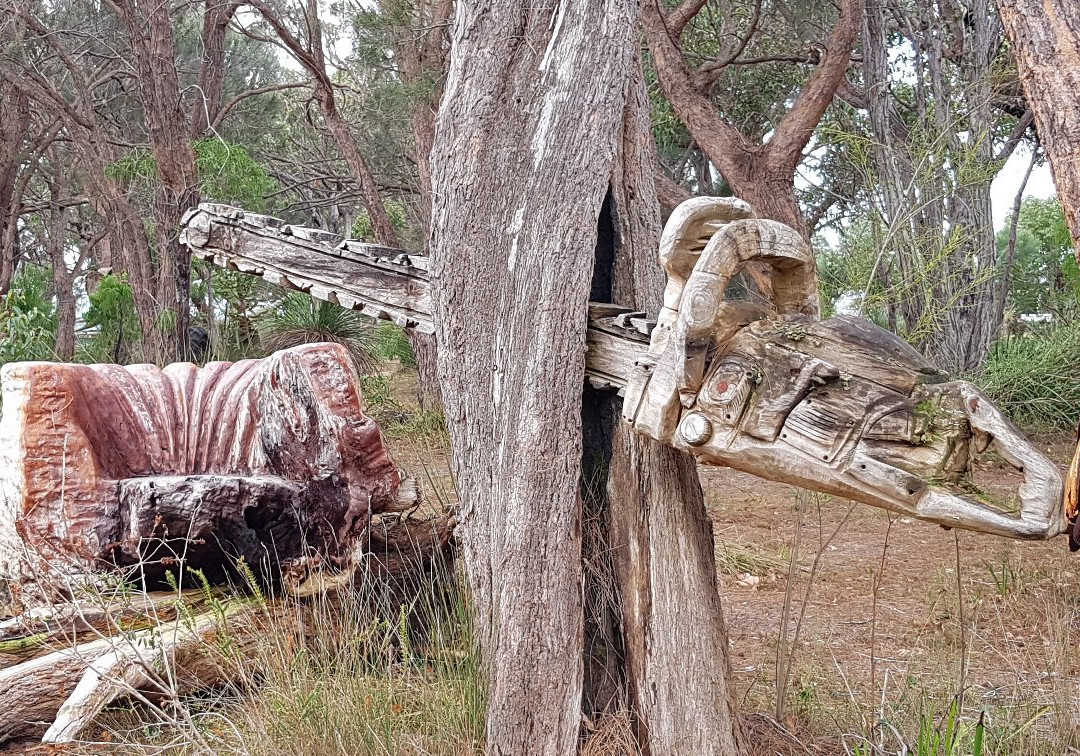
0,343,452,607
0,591,261,743
621,198,1068,541
182,204,650,391
182,201,1073,543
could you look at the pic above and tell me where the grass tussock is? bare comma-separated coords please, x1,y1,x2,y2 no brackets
86,565,485,755
979,324,1080,431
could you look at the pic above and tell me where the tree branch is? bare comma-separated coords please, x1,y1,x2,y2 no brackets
765,0,863,173
211,81,308,130
994,109,1034,163
641,0,755,181
668,0,710,40
653,160,693,211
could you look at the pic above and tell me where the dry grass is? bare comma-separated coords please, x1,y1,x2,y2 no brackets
708,451,1080,755
78,567,485,755
8,367,1078,755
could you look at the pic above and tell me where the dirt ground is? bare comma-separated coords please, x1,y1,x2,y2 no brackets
701,437,1080,751
385,368,1080,752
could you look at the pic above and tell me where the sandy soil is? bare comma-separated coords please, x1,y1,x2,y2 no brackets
701,438,1080,751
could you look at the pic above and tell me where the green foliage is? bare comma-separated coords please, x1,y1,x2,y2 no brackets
352,199,409,241
911,699,985,756
259,293,378,374
104,149,158,185
193,138,276,210
106,139,275,210
373,321,416,368
198,265,273,362
815,219,888,322
83,273,140,362
997,197,1079,315
979,323,1080,430
0,265,57,364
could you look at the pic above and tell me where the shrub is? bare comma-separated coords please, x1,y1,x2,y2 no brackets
82,273,140,363
0,265,57,365
258,293,379,375
978,323,1080,431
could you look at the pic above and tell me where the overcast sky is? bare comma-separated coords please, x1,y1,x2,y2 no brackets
990,146,1057,229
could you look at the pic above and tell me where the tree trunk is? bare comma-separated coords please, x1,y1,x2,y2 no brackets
320,98,399,248
429,2,647,751
0,81,29,295
407,330,442,409
189,1,238,139
860,0,1002,372
381,0,451,409
641,0,861,240
110,0,200,362
44,197,76,362
996,0,1080,259
599,51,744,754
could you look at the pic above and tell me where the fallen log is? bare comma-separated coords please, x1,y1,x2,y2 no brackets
0,590,262,743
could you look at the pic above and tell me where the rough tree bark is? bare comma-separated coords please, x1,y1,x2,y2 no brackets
189,2,240,139
429,2,647,751
105,0,201,361
430,2,744,753
641,0,861,238
0,80,29,294
587,51,744,753
996,0,1080,260
379,0,453,410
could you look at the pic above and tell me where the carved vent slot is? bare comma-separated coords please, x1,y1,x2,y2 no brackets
781,392,860,465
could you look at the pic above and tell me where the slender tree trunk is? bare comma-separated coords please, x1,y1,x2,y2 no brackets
109,0,199,361
380,0,451,410
189,1,238,139
320,98,399,248
54,282,76,361
430,2,644,751
996,0,1080,260
996,149,1039,325
0,81,29,294
44,192,76,361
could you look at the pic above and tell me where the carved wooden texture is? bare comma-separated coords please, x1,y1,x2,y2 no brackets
0,343,451,605
182,202,1073,543
182,204,649,390
623,198,1068,540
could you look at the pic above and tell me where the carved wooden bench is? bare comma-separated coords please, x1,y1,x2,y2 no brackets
0,343,445,606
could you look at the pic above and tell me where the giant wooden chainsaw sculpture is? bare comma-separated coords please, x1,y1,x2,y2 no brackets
181,197,1080,547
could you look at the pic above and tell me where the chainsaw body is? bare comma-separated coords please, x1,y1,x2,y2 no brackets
623,197,1068,540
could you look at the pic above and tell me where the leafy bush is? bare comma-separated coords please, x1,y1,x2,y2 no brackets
979,323,1080,431
0,264,57,364
352,199,408,240
106,138,275,210
82,273,140,363
194,138,276,210
373,321,416,368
